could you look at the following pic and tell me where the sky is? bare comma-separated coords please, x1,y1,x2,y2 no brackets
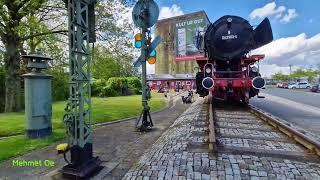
144,0,320,77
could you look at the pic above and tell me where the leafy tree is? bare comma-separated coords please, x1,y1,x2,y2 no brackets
0,0,66,112
272,68,319,82
271,72,290,81
0,0,136,112
0,64,5,112
92,45,137,80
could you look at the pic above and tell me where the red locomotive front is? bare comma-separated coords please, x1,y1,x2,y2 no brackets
195,15,273,104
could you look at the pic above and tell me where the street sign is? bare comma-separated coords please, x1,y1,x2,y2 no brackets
134,57,142,67
134,36,161,67
132,0,159,28
149,36,161,51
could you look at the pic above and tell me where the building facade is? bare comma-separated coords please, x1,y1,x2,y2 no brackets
147,74,195,90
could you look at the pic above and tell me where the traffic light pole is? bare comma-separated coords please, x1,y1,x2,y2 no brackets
132,0,159,131
136,1,153,131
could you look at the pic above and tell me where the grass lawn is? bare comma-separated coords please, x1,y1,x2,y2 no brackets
0,92,166,162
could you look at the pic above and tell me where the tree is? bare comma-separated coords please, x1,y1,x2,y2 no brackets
0,0,136,112
0,0,67,112
271,72,290,81
92,45,137,80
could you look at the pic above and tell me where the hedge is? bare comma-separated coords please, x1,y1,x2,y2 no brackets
50,69,69,102
92,77,141,97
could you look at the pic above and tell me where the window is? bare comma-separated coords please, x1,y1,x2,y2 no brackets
186,81,191,85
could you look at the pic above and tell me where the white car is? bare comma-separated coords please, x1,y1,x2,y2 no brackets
288,82,311,89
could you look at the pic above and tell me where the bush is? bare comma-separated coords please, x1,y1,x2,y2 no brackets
107,77,127,90
126,77,141,94
107,77,129,96
100,85,119,97
91,76,142,97
92,79,107,97
49,69,69,102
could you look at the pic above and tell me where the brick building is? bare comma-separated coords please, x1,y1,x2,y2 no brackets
147,74,195,90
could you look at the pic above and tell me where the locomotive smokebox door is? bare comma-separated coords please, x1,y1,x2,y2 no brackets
22,52,53,138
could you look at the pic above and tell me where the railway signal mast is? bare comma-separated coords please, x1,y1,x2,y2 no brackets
57,0,100,177
132,0,160,131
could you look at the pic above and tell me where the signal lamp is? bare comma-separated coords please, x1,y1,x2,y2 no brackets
149,50,156,56
205,67,212,74
148,50,156,64
148,57,156,64
134,33,142,48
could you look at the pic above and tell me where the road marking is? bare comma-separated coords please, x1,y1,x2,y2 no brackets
259,93,320,115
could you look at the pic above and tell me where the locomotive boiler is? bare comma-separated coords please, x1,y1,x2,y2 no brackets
195,15,273,104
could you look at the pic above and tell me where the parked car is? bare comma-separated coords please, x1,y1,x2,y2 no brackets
282,83,288,89
277,83,283,88
288,82,311,89
283,82,295,89
310,84,319,92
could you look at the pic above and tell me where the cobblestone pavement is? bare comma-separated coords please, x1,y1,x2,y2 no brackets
123,98,320,180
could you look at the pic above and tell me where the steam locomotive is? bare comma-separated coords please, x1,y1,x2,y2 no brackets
195,15,273,104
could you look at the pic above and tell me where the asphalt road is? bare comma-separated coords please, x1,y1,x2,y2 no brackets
250,87,320,139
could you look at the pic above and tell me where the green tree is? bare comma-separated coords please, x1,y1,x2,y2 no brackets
0,0,136,112
0,0,66,112
271,72,290,81
0,64,5,112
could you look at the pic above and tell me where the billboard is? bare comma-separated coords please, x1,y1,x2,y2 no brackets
175,16,210,60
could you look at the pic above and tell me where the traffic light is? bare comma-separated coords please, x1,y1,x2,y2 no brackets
134,33,142,48
148,50,156,64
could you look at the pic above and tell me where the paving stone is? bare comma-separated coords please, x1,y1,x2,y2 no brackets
225,174,234,180
193,171,201,180
225,168,233,175
258,171,267,177
122,99,320,180
249,170,258,176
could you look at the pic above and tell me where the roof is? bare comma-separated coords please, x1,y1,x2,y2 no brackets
147,74,195,80
156,10,210,24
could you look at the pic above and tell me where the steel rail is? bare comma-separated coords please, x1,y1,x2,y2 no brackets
248,104,320,157
207,101,320,157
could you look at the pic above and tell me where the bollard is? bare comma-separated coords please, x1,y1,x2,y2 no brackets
22,52,53,138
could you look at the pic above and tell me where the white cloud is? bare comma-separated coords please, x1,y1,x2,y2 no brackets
249,2,286,20
158,4,184,20
249,2,297,23
280,9,298,24
252,33,320,77
258,64,302,78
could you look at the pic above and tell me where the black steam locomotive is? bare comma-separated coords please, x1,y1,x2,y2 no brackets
196,15,273,103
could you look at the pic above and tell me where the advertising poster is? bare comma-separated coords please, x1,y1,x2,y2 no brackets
175,16,210,60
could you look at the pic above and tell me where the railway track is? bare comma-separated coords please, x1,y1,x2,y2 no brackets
209,99,320,179
122,97,320,179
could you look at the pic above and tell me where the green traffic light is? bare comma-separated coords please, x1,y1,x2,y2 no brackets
135,41,142,48
150,50,156,56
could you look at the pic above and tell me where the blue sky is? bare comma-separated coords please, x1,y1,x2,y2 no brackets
157,0,320,39
150,0,320,77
